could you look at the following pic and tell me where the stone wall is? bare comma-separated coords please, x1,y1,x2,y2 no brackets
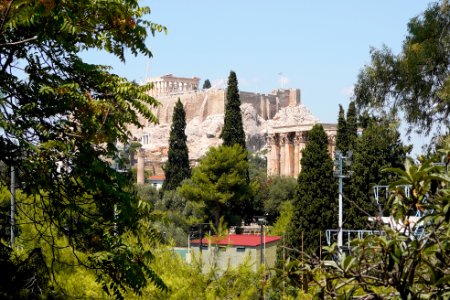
149,88,301,125
154,89,226,124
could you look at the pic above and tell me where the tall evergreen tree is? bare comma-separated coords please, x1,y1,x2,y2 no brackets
221,71,246,149
333,102,358,228
162,99,191,192
203,79,211,89
335,104,348,153
285,124,337,255
346,118,411,229
218,71,253,219
346,101,358,151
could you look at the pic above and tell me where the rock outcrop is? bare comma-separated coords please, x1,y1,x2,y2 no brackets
130,75,307,176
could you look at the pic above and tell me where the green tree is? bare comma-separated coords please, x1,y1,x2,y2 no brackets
179,145,254,227
269,200,294,236
162,99,191,192
346,101,358,151
264,176,297,223
335,104,348,153
346,118,411,230
141,247,262,299
354,1,450,134
285,124,337,255
153,189,205,246
334,102,358,229
242,153,266,220
221,71,246,149
135,183,160,207
203,79,212,89
0,0,167,297
310,154,450,299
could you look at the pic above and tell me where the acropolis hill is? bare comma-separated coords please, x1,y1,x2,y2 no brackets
130,74,337,180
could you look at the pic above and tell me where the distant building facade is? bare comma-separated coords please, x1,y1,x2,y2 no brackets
148,174,165,190
266,105,337,177
189,234,281,272
267,124,337,177
147,74,200,97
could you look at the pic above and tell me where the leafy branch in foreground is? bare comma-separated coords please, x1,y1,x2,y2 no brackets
0,0,168,297
354,1,450,135
309,154,450,299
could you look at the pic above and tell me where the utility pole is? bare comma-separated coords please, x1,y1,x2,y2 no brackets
255,215,267,300
256,216,266,266
260,221,264,266
333,151,352,256
10,166,16,248
190,223,209,254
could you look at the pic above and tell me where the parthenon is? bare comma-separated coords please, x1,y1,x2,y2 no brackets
147,74,200,96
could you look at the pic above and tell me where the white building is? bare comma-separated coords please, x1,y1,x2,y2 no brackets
189,234,281,272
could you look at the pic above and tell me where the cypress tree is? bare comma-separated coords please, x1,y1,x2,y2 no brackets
346,101,358,151
285,124,337,256
335,104,348,153
346,118,410,229
221,71,246,149
203,79,211,89
162,99,191,192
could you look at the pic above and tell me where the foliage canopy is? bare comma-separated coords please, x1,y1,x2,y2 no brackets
354,0,450,134
346,118,410,230
179,145,254,227
0,0,167,297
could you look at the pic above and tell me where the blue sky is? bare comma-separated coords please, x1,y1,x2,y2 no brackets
84,1,435,154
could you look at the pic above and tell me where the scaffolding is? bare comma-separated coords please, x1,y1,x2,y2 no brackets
325,184,428,246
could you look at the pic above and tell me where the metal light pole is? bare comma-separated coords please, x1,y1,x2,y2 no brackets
10,166,16,248
255,216,266,266
260,221,264,266
337,157,343,252
190,223,209,254
333,151,352,256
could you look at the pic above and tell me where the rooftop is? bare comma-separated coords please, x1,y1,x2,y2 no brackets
190,234,281,247
148,175,165,181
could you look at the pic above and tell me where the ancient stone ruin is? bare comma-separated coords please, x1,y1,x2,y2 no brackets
130,74,336,182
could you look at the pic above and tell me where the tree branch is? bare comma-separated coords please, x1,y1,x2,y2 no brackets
0,36,38,47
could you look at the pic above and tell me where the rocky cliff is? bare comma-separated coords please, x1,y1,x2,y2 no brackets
130,87,304,176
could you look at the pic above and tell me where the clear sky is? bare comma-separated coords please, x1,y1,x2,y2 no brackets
84,1,436,154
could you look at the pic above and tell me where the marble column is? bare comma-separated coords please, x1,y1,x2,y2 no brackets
137,149,145,184
267,134,280,176
287,133,294,177
267,135,274,176
293,132,300,176
327,134,336,158
279,133,287,176
297,131,308,174
274,134,280,176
